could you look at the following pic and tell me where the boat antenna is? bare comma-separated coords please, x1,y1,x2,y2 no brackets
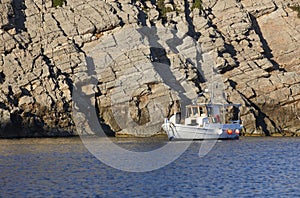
210,65,216,104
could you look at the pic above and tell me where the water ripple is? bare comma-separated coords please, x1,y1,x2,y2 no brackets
0,137,300,197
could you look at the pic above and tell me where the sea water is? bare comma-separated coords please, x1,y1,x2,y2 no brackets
0,137,299,197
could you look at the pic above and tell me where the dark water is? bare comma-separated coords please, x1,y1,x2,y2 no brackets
0,137,300,197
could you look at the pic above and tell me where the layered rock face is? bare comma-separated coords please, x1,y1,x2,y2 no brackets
0,0,299,137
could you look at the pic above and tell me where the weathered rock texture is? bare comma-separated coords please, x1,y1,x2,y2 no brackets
0,0,299,137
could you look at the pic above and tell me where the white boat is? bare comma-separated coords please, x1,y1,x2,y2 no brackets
162,103,243,140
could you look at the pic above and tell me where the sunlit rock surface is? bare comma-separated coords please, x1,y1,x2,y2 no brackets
0,0,299,137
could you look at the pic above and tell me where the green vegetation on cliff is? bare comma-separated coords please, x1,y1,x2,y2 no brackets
156,0,173,19
191,0,202,10
290,5,300,18
52,0,66,7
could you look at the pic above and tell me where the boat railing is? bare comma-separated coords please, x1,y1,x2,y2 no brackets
229,120,240,124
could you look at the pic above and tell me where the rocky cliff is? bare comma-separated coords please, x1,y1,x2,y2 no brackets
0,0,299,137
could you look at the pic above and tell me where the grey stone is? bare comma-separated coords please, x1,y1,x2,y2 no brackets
0,0,299,137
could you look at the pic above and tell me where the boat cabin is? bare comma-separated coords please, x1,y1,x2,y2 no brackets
184,103,241,126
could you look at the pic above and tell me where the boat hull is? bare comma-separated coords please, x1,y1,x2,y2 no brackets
162,122,241,140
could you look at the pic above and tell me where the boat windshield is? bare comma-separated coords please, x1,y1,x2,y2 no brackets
185,104,241,124
186,106,206,117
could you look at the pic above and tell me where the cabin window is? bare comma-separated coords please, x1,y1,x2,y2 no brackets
199,107,204,115
187,107,198,117
186,106,207,118
175,113,181,124
191,119,197,125
192,107,198,116
187,108,192,117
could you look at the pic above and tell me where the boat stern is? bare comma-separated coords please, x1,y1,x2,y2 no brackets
219,124,242,139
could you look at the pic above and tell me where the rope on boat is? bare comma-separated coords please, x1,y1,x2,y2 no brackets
169,122,176,141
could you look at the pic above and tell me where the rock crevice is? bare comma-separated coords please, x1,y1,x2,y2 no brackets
0,0,299,137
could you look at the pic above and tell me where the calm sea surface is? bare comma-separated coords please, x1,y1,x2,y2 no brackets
0,137,300,197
